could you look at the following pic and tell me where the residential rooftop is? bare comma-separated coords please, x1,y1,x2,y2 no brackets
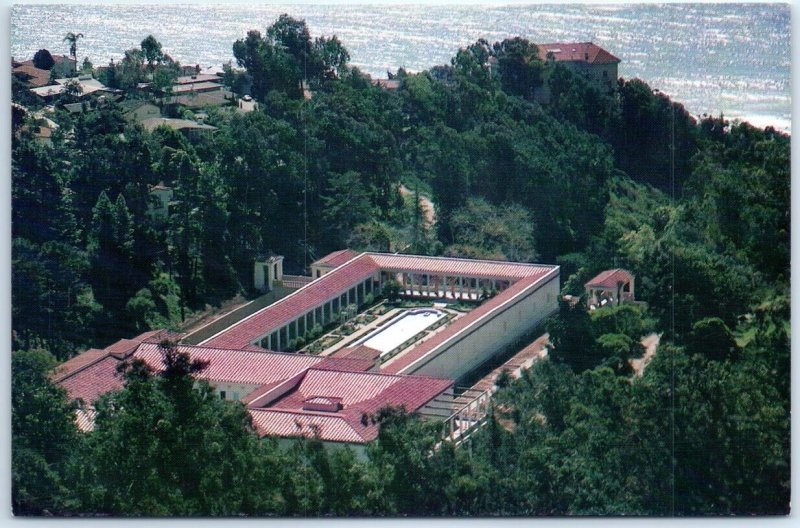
537,42,621,65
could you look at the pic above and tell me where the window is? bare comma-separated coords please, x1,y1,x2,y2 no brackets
233,392,240,401
220,391,227,400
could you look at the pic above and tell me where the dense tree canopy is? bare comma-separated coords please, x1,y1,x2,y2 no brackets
11,19,789,516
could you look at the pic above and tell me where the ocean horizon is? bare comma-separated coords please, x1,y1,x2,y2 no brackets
10,3,791,131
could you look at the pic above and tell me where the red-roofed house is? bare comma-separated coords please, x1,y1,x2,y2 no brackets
585,268,635,309
12,55,76,88
538,42,620,92
12,63,51,88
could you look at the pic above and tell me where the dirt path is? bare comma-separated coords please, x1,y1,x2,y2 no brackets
400,184,436,226
631,333,660,377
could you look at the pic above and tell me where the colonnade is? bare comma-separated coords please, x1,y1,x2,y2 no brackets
388,271,510,300
258,271,515,351
260,277,376,351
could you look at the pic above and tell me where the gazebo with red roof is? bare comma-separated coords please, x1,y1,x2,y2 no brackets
584,268,635,309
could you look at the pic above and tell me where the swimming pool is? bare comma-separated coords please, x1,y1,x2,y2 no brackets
350,309,446,356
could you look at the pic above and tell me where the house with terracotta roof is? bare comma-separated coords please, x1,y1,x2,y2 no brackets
371,78,401,91
584,268,635,309
12,54,76,88
12,63,52,88
538,41,620,93
529,41,620,104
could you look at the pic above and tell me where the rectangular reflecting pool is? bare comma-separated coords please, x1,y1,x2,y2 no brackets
350,309,447,356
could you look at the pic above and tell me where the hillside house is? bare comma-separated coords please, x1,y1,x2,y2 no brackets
238,94,257,113
12,54,76,88
30,75,113,101
146,184,174,221
371,78,401,91
140,117,217,141
585,268,635,309
120,101,161,123
533,42,620,104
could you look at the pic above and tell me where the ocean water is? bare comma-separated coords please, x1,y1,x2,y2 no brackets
11,3,791,131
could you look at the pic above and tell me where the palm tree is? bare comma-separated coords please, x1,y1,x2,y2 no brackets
63,32,84,62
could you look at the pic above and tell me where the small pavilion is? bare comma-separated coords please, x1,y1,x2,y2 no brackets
585,269,635,309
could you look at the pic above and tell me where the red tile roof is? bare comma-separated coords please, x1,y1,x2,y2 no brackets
369,253,551,281
133,343,325,386
12,64,51,87
12,56,76,87
336,344,382,363
58,333,452,444
537,42,620,65
52,55,77,66
104,338,142,359
240,379,288,405
371,79,401,90
256,368,453,443
315,356,375,372
201,255,381,349
53,329,180,382
249,408,367,443
585,268,633,289
273,369,398,408
59,355,125,404
52,348,108,381
202,252,556,350
312,249,361,268
57,251,559,443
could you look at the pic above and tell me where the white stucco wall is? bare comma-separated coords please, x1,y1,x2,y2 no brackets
402,272,560,381
209,381,260,402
